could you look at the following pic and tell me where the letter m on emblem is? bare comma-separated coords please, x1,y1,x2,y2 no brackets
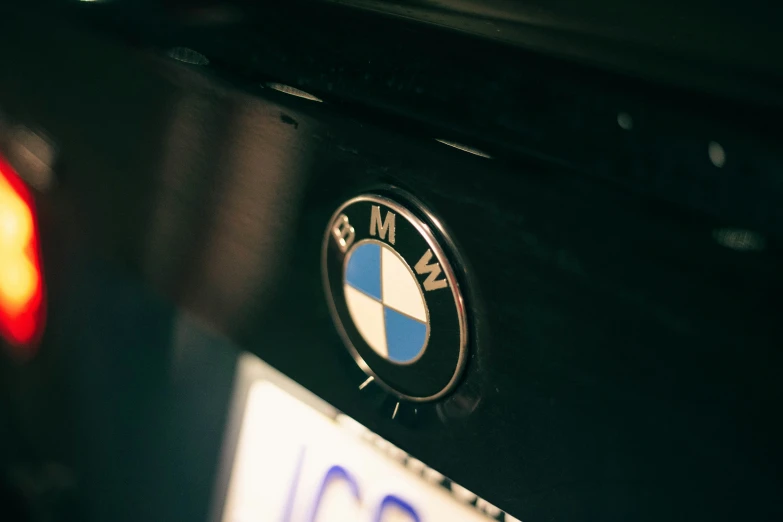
370,205,396,244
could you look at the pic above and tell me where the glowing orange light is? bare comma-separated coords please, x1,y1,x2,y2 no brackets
0,155,45,350
0,190,33,249
0,257,39,313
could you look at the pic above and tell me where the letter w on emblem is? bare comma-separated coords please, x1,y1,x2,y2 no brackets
370,205,396,244
415,249,448,291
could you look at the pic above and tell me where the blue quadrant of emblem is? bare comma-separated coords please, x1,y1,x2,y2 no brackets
384,307,427,363
345,242,382,300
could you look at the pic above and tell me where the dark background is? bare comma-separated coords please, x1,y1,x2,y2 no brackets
0,1,782,521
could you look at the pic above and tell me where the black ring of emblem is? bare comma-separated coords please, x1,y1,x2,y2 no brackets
322,190,468,401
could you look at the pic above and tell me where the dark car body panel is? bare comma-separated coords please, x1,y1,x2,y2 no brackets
1,1,781,521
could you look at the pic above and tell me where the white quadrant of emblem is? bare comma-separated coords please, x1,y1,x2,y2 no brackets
343,240,429,364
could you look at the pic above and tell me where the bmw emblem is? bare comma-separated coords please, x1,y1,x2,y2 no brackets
322,189,468,401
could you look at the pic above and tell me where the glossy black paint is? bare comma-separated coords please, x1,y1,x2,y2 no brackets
326,0,783,105
0,1,782,522
75,0,783,241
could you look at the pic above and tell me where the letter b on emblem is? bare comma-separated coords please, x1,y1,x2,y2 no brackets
331,213,355,253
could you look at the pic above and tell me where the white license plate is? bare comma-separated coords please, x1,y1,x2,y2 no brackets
218,356,512,522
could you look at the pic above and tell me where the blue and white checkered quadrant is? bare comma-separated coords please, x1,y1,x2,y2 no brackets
343,241,429,364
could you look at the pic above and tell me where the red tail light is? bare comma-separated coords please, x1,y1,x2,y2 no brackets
0,155,45,350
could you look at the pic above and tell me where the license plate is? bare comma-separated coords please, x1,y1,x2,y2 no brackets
218,357,511,522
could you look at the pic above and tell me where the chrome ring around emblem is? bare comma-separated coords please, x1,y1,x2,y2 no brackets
322,190,469,402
